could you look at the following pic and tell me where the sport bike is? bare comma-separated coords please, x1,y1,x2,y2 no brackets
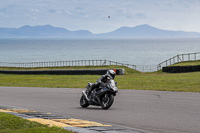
80,79,118,110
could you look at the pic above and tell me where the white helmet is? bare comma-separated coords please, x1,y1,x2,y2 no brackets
107,70,115,79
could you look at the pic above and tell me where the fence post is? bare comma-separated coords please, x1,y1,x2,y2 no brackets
157,64,160,71
188,54,190,61
177,55,179,62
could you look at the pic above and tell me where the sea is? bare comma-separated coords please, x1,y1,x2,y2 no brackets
0,38,200,69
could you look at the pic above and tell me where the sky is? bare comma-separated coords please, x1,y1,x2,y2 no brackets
0,0,200,33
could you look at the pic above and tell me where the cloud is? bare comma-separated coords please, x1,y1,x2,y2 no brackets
0,12,9,18
135,13,147,19
0,0,200,33
65,10,72,16
30,8,40,13
0,7,9,18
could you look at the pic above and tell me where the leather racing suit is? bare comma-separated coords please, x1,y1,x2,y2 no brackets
88,73,113,93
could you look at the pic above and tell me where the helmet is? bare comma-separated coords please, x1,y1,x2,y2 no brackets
107,70,115,79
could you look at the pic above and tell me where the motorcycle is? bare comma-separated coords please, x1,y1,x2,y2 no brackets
80,78,118,110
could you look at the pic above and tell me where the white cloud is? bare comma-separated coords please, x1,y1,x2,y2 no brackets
30,8,40,13
65,10,72,16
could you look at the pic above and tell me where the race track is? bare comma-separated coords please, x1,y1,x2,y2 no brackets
0,87,200,133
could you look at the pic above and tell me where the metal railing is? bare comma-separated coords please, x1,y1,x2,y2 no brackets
0,59,173,72
0,59,137,70
157,52,200,70
3,52,198,73
135,65,158,72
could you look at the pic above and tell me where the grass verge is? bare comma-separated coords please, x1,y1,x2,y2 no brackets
0,65,200,92
172,60,200,66
0,65,139,73
0,112,72,133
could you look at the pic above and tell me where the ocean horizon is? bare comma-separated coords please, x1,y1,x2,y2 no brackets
1,38,200,67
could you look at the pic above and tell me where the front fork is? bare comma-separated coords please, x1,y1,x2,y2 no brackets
82,90,90,102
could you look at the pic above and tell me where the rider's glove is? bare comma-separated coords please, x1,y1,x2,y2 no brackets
100,82,106,87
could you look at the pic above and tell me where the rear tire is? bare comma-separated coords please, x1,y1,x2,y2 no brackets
80,96,89,108
101,94,114,110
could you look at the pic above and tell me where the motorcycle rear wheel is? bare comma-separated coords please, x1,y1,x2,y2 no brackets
80,95,89,108
101,94,114,110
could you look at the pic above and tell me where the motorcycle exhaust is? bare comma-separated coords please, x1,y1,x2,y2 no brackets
82,91,90,102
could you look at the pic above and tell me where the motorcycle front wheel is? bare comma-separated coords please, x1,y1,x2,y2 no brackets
101,94,114,110
80,95,89,108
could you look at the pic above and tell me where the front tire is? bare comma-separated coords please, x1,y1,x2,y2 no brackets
101,94,114,110
80,95,89,108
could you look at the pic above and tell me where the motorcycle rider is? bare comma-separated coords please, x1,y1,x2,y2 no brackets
87,70,116,95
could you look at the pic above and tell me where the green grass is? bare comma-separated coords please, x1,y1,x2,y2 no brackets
0,65,139,72
0,65,200,92
0,112,72,133
116,72,200,92
172,60,200,66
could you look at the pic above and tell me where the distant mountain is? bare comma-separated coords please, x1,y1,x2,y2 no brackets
0,25,93,38
96,24,200,38
0,24,200,38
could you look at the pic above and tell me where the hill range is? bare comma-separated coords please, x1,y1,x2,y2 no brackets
0,24,200,38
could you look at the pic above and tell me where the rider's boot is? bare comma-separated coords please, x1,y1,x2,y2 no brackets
87,85,94,96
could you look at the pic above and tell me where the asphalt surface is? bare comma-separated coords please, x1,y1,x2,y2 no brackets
0,87,200,133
